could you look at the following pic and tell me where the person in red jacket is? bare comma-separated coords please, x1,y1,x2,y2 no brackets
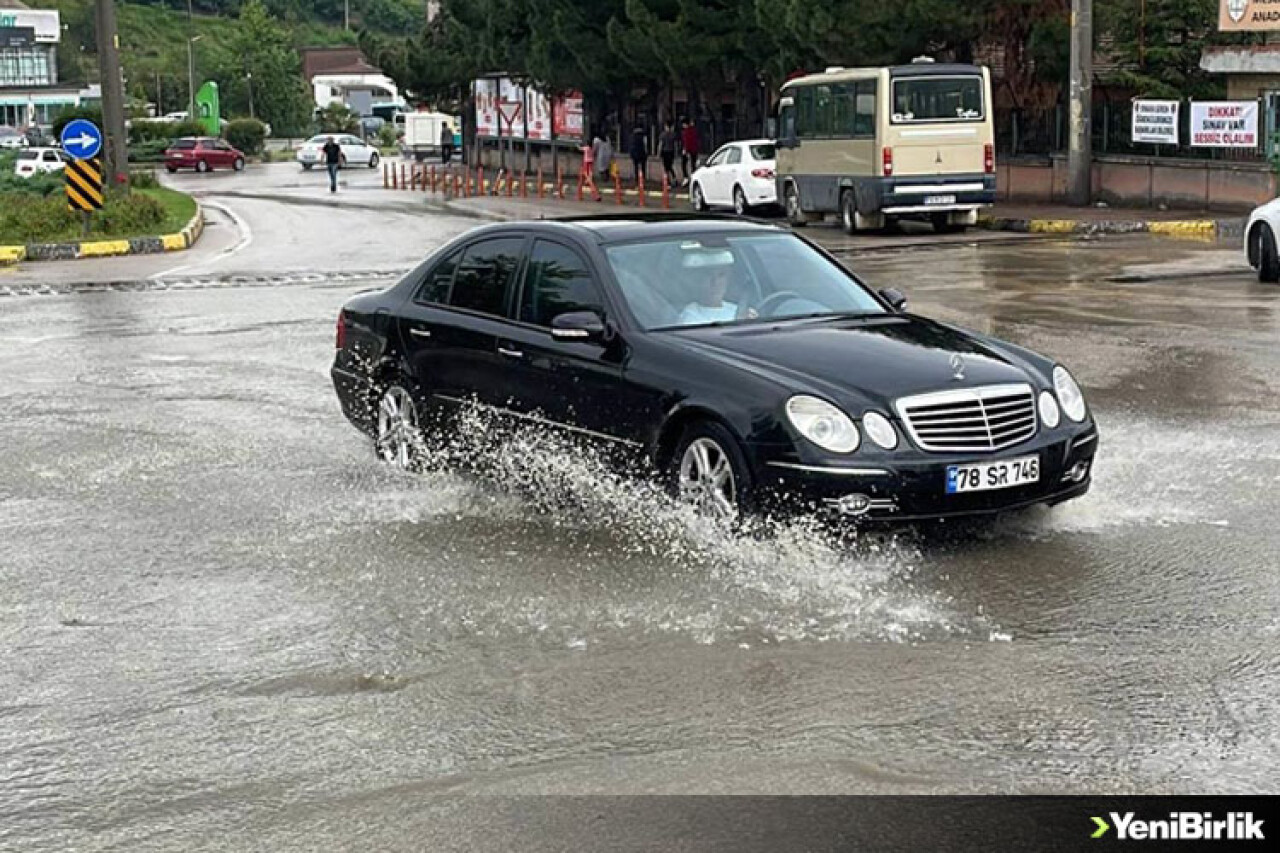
680,118,700,187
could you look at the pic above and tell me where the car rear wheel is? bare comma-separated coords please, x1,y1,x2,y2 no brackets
369,152,380,169
672,420,752,521
196,160,210,173
839,189,857,235
1259,223,1280,284
785,183,806,228
233,157,245,172
374,383,421,471
733,185,749,217
301,163,313,171
691,183,708,212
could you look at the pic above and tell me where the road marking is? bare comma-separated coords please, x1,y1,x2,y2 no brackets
149,200,253,280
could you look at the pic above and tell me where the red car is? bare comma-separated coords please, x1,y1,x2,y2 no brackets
164,137,245,173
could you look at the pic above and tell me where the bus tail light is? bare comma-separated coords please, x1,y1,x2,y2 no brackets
984,143,995,174
882,147,894,177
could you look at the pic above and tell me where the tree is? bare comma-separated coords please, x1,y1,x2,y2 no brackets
1097,0,1230,100
222,0,314,135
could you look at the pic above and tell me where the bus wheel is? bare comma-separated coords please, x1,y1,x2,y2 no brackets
785,184,806,228
932,212,965,234
840,190,858,235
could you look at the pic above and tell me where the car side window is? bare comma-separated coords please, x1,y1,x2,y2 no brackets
707,148,728,167
519,240,603,327
414,246,463,304
725,147,742,165
43,151,58,162
449,237,524,317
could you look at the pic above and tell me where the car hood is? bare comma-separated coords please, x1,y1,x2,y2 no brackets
669,315,1044,409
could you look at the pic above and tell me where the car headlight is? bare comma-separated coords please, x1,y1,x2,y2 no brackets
1053,366,1087,423
862,411,898,450
1038,391,1061,429
786,395,860,454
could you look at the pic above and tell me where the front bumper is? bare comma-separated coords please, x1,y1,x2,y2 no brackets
749,427,1098,522
863,173,997,215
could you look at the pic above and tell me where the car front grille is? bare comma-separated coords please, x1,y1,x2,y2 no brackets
895,384,1038,453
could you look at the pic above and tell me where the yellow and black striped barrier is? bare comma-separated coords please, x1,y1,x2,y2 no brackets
65,158,104,212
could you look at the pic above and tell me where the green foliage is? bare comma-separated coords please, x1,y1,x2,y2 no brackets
0,153,65,198
227,0,315,138
1098,0,1228,100
317,103,360,133
0,196,79,243
52,107,105,141
171,120,209,138
0,187,193,244
377,122,400,148
225,118,268,154
130,169,162,189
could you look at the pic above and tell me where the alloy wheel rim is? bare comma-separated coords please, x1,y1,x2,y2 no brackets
375,386,418,469
678,437,737,520
693,186,704,210
787,187,799,220
735,189,745,215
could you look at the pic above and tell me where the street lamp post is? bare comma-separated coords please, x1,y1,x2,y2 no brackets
246,72,254,120
187,35,202,120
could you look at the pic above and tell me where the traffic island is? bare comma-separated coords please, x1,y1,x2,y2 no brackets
0,189,203,266
978,208,1245,242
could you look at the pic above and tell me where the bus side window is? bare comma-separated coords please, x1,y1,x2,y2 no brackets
780,104,796,143
854,81,876,137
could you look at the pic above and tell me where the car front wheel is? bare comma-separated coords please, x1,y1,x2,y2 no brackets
369,152,380,169
374,383,422,470
233,157,245,172
672,420,752,521
1258,223,1280,284
196,160,210,173
691,182,708,212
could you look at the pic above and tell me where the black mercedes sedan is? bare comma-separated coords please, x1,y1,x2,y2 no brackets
331,216,1098,522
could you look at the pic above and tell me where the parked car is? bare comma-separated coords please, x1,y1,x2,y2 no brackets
690,140,778,216
13,147,70,177
296,134,380,170
164,137,245,173
0,125,28,149
331,217,1098,522
1245,198,1280,283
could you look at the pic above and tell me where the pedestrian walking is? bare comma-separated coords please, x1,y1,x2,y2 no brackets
592,131,614,184
680,118,700,186
659,121,678,188
581,135,603,201
629,125,648,188
440,122,454,165
322,135,345,193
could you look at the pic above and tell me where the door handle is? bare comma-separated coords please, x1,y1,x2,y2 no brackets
498,347,524,359
409,328,432,339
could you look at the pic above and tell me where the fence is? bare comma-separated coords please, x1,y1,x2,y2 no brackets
996,100,1269,163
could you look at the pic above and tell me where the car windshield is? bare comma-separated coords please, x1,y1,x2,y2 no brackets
605,232,887,331
748,143,776,160
307,136,334,145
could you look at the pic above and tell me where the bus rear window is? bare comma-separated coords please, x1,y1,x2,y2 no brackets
892,77,983,123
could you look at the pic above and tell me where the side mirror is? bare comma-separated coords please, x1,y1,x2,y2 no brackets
879,287,908,311
551,310,607,343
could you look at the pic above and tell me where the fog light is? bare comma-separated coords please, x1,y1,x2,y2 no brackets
1062,461,1090,483
834,494,873,516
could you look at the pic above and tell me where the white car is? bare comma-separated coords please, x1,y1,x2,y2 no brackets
296,134,380,170
689,139,777,216
13,147,70,178
0,126,29,149
1246,198,1280,283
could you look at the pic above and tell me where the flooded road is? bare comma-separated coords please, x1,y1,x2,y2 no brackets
2,219,1279,849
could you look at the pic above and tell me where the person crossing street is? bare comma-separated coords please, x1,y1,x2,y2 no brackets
322,136,345,193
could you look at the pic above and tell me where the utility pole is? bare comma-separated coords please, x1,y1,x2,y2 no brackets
95,0,129,189
1067,0,1093,206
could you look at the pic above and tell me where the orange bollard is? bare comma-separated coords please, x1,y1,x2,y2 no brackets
576,170,584,202
429,165,436,193
391,163,398,190
453,172,461,197
507,169,514,197
382,162,389,189
557,164,565,200
479,166,485,196
638,176,646,208
615,171,623,205
537,167,544,199
399,163,406,190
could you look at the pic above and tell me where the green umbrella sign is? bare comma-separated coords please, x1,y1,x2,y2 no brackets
196,81,220,136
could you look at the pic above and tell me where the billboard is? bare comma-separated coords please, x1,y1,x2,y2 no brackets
552,92,584,141
1219,0,1280,31
1131,100,1179,145
1190,101,1259,147
474,77,574,141
0,9,58,42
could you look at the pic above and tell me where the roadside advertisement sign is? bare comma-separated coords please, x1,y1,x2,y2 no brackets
1219,0,1280,31
1190,100,1259,147
552,92,584,141
474,76,568,141
1131,100,1179,145
474,78,500,137
0,26,35,49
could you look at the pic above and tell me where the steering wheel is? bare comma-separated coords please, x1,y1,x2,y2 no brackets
755,291,804,318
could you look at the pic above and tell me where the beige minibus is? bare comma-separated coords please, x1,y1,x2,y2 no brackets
776,60,996,234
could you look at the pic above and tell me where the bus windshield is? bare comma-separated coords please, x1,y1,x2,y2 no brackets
892,76,984,124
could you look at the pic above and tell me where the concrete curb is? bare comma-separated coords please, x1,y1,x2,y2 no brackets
978,213,1244,242
0,202,204,265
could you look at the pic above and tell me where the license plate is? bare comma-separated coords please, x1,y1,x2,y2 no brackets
946,455,1040,494
925,194,957,206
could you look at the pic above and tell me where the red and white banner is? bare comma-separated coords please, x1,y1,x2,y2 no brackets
1190,101,1259,148
474,77,568,141
553,91,584,141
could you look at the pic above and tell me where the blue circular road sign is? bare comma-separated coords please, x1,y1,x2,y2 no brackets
60,119,103,161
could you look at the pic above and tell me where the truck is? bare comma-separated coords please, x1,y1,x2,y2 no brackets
400,111,463,161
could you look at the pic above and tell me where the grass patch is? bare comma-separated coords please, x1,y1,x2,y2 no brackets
0,186,197,246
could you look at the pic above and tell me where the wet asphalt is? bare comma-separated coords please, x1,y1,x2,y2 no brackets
1,163,1278,851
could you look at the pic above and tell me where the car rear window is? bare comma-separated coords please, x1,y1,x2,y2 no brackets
749,144,775,161
171,140,196,150
17,150,38,160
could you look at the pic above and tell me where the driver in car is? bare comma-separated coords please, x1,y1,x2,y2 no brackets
677,249,747,326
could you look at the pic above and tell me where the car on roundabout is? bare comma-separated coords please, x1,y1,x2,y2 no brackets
689,140,778,217
163,137,245,173
296,134,381,170
331,216,1098,522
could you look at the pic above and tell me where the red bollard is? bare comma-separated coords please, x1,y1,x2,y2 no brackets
536,167,544,199
507,169,514,197
479,166,485,196
576,170,584,202
557,164,565,200
453,172,461,197
430,165,436,193
638,176,646,207
399,163,406,190
615,171,623,205
390,163,398,190
382,162,389,189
